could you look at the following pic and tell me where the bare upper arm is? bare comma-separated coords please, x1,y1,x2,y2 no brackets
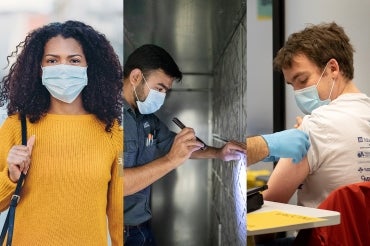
262,156,310,203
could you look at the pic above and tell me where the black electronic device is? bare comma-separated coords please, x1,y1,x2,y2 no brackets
247,184,268,213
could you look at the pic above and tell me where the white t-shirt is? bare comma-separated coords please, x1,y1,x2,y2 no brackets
298,93,370,208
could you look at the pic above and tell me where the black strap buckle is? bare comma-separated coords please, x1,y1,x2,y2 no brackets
10,195,20,205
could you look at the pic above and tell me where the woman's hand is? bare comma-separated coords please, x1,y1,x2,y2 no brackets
7,135,36,182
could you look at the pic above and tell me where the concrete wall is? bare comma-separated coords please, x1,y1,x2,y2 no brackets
210,1,247,245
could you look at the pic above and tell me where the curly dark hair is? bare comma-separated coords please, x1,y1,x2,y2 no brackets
0,20,123,132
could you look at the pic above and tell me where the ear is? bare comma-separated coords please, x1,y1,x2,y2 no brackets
327,58,340,78
129,68,143,87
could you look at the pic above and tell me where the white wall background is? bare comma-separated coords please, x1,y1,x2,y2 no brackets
246,0,273,137
0,1,122,245
246,0,274,172
285,0,370,127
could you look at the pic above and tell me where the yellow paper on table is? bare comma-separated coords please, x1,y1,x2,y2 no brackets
247,210,326,231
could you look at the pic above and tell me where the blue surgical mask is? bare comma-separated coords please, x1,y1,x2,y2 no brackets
294,64,335,114
134,74,166,114
42,64,88,103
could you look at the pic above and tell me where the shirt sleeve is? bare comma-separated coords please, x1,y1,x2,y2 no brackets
300,111,335,174
0,116,20,211
107,123,123,246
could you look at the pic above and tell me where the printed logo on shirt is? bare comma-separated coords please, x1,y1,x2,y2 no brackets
357,151,370,158
143,121,150,129
358,136,370,143
358,167,370,173
361,175,370,181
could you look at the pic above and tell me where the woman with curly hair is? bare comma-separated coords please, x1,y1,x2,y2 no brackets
0,20,123,245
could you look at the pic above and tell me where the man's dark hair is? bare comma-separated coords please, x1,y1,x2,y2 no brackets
123,44,182,82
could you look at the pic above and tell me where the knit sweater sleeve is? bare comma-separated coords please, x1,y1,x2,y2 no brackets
107,123,124,246
0,115,21,211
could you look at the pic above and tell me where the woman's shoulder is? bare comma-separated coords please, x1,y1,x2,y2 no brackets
0,114,23,142
109,120,123,150
1,114,22,127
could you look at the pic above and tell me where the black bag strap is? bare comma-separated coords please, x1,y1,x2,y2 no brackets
0,114,27,246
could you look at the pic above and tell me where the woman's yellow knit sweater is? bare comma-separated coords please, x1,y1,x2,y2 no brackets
0,114,123,246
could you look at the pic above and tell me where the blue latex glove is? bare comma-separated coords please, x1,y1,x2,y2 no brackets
261,129,310,163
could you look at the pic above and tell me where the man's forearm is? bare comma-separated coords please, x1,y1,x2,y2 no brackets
190,146,220,159
124,155,178,196
246,136,269,165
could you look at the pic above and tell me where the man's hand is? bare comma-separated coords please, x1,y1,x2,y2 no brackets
261,129,310,163
165,127,204,166
124,128,203,196
218,141,246,161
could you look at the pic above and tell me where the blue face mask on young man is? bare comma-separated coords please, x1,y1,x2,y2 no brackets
294,63,335,114
42,64,88,103
134,74,166,114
